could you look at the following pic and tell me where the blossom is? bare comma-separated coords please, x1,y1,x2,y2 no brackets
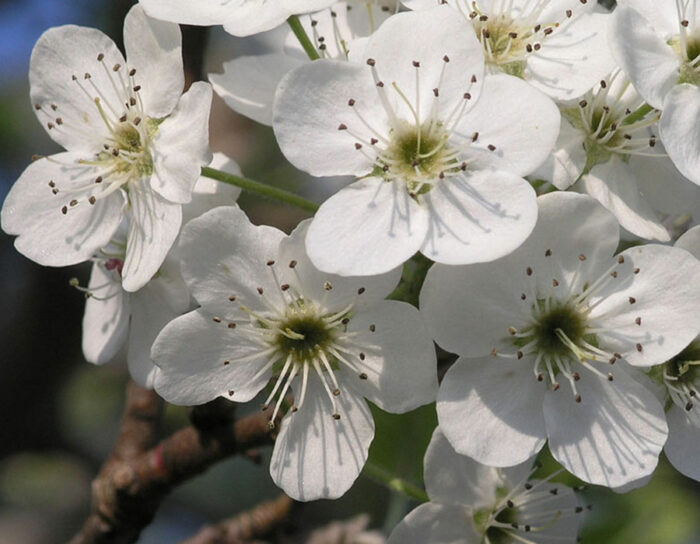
140,0,337,37
403,0,615,101
0,5,212,292
210,1,395,125
609,0,700,185
273,7,560,275
151,206,438,500
386,428,584,544
532,70,696,241
652,225,700,481
420,192,700,487
79,154,241,388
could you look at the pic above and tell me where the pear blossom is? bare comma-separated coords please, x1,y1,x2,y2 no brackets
140,0,337,37
78,154,241,388
274,7,560,276
151,205,438,501
403,0,615,101
210,1,395,125
0,5,213,292
387,428,584,544
420,192,700,488
532,70,696,241
610,0,700,185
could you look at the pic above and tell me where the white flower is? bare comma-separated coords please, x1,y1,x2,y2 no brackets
653,225,700,481
151,206,438,501
79,154,241,388
0,5,213,292
140,0,337,37
420,192,700,487
403,0,615,101
273,7,560,275
532,70,696,241
386,428,584,544
610,0,700,185
210,1,394,125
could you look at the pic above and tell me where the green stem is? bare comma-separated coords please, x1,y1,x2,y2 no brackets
363,461,430,503
623,103,654,125
201,166,319,213
287,15,321,60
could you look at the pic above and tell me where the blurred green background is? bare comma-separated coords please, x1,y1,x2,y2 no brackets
1,1,700,543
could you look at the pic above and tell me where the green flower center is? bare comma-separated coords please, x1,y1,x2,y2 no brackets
274,313,336,365
531,302,588,359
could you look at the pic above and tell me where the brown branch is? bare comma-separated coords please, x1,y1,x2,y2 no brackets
180,494,295,544
69,387,280,544
111,381,164,461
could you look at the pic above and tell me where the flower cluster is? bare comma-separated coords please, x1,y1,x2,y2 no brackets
4,0,700,541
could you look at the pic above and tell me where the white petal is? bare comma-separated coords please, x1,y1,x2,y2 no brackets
279,219,402,311
386,503,479,544
221,0,337,37
665,404,700,481
526,12,617,101
615,0,680,40
529,118,587,190
140,0,241,25
81,262,129,364
545,368,667,487
305,177,429,276
455,74,561,176
152,308,273,405
29,25,126,152
178,206,286,317
123,4,184,118
659,84,700,186
676,225,700,259
1,153,125,267
421,169,537,265
127,261,190,388
362,6,485,119
121,179,182,292
589,244,700,367
185,152,242,224
210,53,304,126
581,157,670,241
270,375,374,501
273,60,384,177
151,82,214,204
631,155,699,215
424,428,500,508
609,6,680,109
343,300,438,413
437,357,547,467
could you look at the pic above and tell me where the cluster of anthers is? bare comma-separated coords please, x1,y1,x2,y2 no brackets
660,341,700,420
474,463,589,543
338,57,494,199
456,0,590,77
494,250,645,404
209,260,377,428
564,71,662,168
35,52,156,215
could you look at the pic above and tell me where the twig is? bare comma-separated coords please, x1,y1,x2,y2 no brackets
180,494,295,544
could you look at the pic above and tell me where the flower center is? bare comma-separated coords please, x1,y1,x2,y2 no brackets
273,303,338,364
669,1,700,85
657,340,700,418
530,302,587,359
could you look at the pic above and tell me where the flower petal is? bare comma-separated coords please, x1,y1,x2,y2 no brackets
152,308,273,405
305,177,429,276
676,225,700,258
581,156,670,242
81,262,129,364
270,374,374,501
665,405,700,481
455,74,561,177
210,53,304,126
184,152,242,224
659,84,700,186
123,4,184,118
545,368,667,487
529,118,587,190
342,300,438,413
29,25,126,152
121,178,182,292
140,0,241,26
1,153,125,267
151,82,214,204
386,503,479,544
589,244,700,368
437,357,547,467
421,169,537,265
